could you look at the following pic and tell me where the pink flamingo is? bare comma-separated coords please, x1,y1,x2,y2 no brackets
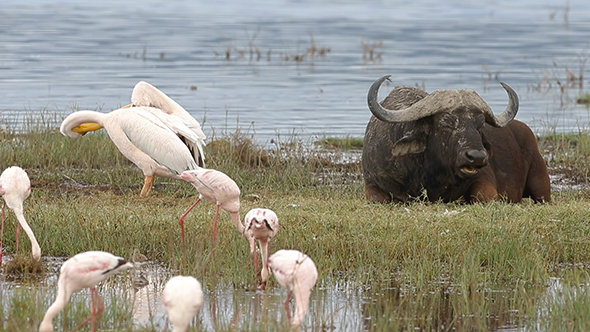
244,208,279,289
179,168,243,261
0,166,41,262
269,249,318,328
39,251,133,332
162,275,204,332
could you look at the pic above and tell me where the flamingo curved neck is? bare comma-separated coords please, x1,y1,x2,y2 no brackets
15,212,41,260
231,212,244,234
292,290,311,327
39,287,70,332
259,241,271,282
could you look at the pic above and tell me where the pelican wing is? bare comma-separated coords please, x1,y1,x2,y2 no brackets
131,81,207,147
140,107,206,166
116,108,199,174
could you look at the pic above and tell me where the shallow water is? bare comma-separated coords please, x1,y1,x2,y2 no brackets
1,0,590,144
0,254,564,331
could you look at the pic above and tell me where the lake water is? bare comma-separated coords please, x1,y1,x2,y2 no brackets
1,0,590,145
0,256,556,331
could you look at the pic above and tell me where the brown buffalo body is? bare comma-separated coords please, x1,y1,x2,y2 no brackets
362,76,551,204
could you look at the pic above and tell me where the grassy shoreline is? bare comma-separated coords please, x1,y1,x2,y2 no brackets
1,117,590,331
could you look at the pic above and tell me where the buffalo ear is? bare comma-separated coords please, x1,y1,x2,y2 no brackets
391,132,427,158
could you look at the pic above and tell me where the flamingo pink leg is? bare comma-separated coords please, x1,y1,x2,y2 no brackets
179,197,202,266
212,204,221,256
253,247,259,285
260,241,270,290
71,288,105,332
163,317,170,332
254,250,259,272
284,291,293,320
15,223,21,256
0,202,5,263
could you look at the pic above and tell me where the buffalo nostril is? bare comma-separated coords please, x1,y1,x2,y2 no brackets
465,150,488,167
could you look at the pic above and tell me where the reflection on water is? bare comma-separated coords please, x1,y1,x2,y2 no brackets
131,262,169,329
130,262,367,330
2,255,576,331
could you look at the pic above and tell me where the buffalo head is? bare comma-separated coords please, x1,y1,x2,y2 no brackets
362,75,550,204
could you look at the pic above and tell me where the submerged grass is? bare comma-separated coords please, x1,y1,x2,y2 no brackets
1,113,590,331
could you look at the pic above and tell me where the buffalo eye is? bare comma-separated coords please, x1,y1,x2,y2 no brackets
439,113,458,129
473,114,485,129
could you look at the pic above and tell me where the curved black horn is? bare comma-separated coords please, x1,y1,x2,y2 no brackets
368,75,519,126
367,75,459,123
486,82,519,127
367,75,394,122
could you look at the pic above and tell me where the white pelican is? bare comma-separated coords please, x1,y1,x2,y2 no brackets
0,166,41,262
60,106,204,197
162,275,204,332
39,251,134,332
269,249,318,328
128,81,206,166
244,208,279,289
179,168,243,263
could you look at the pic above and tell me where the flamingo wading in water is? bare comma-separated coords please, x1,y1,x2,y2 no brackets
179,168,243,261
269,249,318,329
162,275,204,332
39,251,133,332
0,166,41,262
244,208,279,288
60,83,205,197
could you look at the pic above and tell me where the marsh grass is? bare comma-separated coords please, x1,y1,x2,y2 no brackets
577,91,590,104
314,135,364,149
3,255,43,277
1,114,590,331
540,131,590,182
530,270,590,331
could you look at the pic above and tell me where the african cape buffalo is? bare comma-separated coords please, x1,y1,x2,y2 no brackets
362,75,551,204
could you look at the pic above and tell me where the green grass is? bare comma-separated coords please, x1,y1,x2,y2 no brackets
314,135,364,149
1,115,590,331
577,92,590,104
